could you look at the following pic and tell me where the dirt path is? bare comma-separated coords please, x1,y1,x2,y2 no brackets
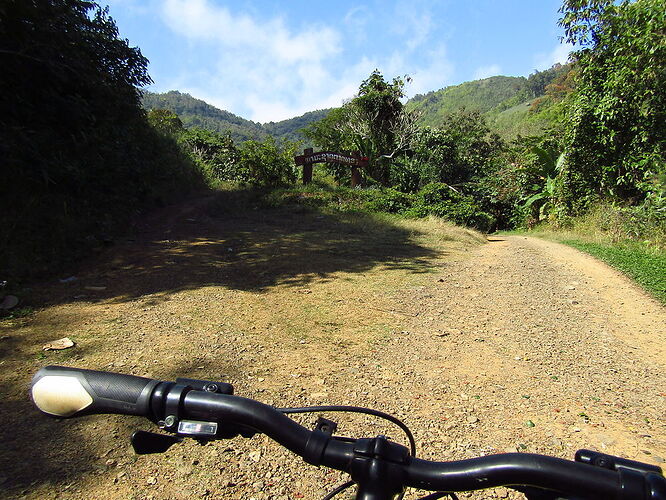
1,203,665,500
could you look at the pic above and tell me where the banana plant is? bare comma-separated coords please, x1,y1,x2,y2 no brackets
521,151,565,221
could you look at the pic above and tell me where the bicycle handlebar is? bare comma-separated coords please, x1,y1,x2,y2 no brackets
31,366,666,500
31,365,159,417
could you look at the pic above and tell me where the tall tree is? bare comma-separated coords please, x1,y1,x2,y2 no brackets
0,0,202,278
409,110,499,188
304,70,420,186
557,0,666,211
346,71,421,185
147,108,184,135
1,0,153,191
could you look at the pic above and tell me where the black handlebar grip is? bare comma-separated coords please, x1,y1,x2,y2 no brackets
31,365,160,418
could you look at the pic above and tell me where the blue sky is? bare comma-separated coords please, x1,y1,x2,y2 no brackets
102,0,572,123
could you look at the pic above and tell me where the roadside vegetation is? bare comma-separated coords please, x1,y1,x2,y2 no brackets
1,0,663,302
1,1,206,280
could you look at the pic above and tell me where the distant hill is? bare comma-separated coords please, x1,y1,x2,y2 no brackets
144,65,570,144
408,76,529,120
142,91,265,142
142,91,328,144
263,109,330,143
406,64,572,139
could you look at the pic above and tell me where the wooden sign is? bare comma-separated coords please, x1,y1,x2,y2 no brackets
295,149,368,187
295,150,369,168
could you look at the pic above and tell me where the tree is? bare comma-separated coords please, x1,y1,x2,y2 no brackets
557,0,666,211
526,64,568,97
1,1,153,187
0,0,203,278
304,70,420,186
406,110,500,188
180,128,239,181
147,108,184,135
236,137,298,188
345,71,421,185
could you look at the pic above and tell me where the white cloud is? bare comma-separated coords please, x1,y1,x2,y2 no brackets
343,5,370,44
159,0,348,122
405,45,455,97
473,64,502,80
391,1,434,52
162,0,340,63
156,0,453,122
534,43,574,71
344,6,369,30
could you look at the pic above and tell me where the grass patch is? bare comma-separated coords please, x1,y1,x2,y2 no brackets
1,307,35,320
561,239,666,304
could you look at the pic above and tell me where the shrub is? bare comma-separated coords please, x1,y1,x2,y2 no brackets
363,188,414,213
236,137,299,188
409,183,495,231
178,128,239,184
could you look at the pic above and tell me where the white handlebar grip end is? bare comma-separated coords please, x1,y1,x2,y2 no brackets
32,375,93,417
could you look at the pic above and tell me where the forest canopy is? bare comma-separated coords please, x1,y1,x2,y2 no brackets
0,0,205,278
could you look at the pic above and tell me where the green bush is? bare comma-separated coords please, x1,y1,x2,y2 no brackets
363,188,414,213
408,183,495,231
236,137,299,188
588,199,666,247
558,0,665,209
179,128,239,184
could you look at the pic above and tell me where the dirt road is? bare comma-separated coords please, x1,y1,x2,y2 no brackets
1,204,665,499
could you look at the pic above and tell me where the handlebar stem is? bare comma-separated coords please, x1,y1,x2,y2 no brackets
351,436,408,500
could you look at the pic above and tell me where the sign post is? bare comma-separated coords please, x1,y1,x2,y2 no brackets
294,150,369,187
302,148,314,185
351,166,361,187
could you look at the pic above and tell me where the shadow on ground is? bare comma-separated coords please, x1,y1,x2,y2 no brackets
0,338,249,495
36,191,442,306
0,191,451,495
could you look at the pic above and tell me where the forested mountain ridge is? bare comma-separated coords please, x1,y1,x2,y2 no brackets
142,91,267,142
408,75,529,117
263,109,330,143
406,64,572,138
146,64,571,145
142,90,329,143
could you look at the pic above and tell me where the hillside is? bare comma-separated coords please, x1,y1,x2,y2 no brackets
487,99,555,139
144,65,571,143
142,90,329,144
142,91,266,142
263,109,330,143
406,64,572,139
408,75,529,119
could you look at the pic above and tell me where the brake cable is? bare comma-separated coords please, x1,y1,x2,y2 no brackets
277,405,417,456
277,404,418,499
321,479,356,500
